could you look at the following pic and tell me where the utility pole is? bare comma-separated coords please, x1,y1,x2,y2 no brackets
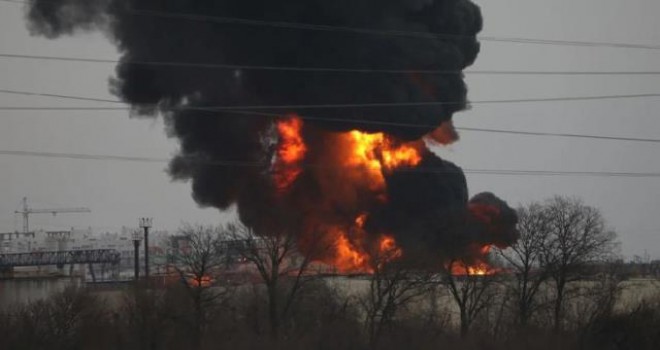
132,230,142,283
139,218,153,283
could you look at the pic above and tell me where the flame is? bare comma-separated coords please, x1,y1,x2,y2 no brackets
341,130,422,192
331,214,372,273
466,263,490,276
346,130,421,171
332,233,404,273
328,213,404,273
334,232,372,273
272,119,421,194
270,117,505,276
274,116,306,191
450,261,493,276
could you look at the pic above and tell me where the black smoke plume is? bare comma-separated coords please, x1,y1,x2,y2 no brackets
24,0,517,267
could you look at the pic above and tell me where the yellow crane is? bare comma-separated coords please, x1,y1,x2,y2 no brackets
15,197,91,233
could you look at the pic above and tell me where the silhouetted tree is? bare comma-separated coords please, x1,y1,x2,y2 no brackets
496,202,552,326
226,223,325,338
541,196,618,332
360,249,434,348
0,287,109,350
168,224,230,348
444,260,498,338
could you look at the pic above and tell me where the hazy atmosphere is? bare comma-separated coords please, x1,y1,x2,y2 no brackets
1,1,660,350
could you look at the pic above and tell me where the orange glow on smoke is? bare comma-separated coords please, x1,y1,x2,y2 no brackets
277,117,306,163
468,203,501,225
355,213,368,228
378,235,402,261
426,120,459,145
274,116,306,191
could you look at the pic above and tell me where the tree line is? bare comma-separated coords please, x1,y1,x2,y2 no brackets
1,195,658,350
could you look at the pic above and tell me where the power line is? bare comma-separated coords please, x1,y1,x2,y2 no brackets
4,53,660,76
2,0,660,51
2,89,660,144
1,149,659,178
456,127,660,144
463,170,660,178
2,89,660,110
0,150,168,163
0,89,120,104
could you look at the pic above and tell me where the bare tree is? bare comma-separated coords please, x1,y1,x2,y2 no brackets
496,202,552,326
444,260,498,338
1,287,109,350
119,287,178,350
541,196,618,332
168,224,230,348
225,223,324,338
360,252,434,348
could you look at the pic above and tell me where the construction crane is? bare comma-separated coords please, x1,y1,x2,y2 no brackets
15,197,91,233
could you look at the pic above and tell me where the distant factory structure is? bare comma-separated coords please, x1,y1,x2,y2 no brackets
0,226,171,280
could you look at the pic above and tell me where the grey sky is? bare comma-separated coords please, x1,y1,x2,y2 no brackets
0,0,658,258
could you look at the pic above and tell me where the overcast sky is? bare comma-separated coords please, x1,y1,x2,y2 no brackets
1,0,659,258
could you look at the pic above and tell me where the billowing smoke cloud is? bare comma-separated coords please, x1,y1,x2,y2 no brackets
24,0,517,268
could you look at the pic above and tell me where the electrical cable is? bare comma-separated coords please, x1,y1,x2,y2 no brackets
2,89,660,144
4,53,660,76
1,149,659,178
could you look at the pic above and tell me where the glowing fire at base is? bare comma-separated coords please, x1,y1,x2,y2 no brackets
332,231,404,273
329,213,405,273
334,232,372,273
454,262,492,276
449,245,497,276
